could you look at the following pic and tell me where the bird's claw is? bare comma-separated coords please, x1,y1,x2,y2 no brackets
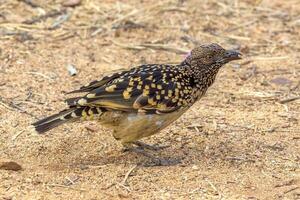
132,141,169,151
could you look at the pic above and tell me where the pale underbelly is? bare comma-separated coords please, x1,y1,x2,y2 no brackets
98,109,187,144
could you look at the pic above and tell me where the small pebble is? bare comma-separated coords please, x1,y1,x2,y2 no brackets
270,77,292,85
62,0,81,7
231,63,241,69
85,125,98,132
192,165,199,170
0,161,22,171
67,64,77,76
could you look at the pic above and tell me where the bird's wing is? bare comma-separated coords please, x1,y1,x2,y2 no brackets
67,69,128,94
66,64,194,114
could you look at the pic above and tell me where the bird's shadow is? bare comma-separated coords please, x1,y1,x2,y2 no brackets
66,140,187,168
36,129,242,170
67,141,212,169
73,151,184,168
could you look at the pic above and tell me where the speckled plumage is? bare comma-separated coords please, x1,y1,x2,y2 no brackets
32,43,241,146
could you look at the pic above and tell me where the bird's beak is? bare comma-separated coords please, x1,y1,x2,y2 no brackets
223,50,242,61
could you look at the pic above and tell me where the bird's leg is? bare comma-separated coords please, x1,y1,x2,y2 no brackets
121,142,134,152
121,142,170,166
122,142,158,159
132,141,169,151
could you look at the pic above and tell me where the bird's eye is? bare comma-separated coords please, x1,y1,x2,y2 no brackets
207,55,213,60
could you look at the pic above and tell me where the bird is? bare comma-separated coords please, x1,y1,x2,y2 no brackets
32,43,241,151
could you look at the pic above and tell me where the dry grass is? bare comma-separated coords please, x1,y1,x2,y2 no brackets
0,0,299,199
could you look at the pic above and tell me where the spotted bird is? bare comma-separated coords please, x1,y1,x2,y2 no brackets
32,43,241,149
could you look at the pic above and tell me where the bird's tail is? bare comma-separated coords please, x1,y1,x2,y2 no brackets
32,106,103,134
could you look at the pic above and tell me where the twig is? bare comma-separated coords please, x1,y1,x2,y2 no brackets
91,1,172,36
46,184,86,192
49,13,70,30
111,9,139,27
111,40,145,50
121,164,138,186
190,30,251,41
226,156,255,163
283,186,299,194
115,164,138,192
100,183,116,190
116,182,131,192
0,101,14,111
19,0,40,8
159,7,189,14
12,130,25,141
181,35,201,45
226,34,251,41
23,9,66,24
239,60,252,66
13,105,37,118
52,31,76,41
249,56,290,61
274,179,295,188
65,176,79,186
206,179,218,193
111,1,171,27
10,101,39,119
25,71,54,81
140,44,189,54
279,96,300,104
111,40,189,54
205,178,223,198
290,80,300,91
226,20,258,32
0,30,34,41
189,187,202,194
215,1,233,11
112,20,146,30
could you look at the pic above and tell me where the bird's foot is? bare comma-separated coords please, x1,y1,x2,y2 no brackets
126,148,171,166
122,144,170,166
123,147,155,158
132,141,169,151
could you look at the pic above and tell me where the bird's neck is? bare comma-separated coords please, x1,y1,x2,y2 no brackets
188,64,220,89
181,58,221,89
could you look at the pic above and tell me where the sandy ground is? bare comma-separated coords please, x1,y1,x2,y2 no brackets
0,0,299,199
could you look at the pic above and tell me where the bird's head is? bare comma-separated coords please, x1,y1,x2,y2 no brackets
185,43,242,70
